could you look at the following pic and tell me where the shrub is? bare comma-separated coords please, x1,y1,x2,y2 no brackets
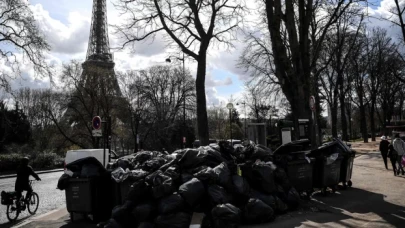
0,153,25,172
0,152,64,173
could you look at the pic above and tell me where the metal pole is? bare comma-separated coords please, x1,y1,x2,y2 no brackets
229,109,232,145
183,52,186,149
244,102,247,138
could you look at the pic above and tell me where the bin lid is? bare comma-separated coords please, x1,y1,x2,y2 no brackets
273,139,311,155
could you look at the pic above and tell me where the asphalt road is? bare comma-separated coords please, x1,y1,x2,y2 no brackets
0,171,65,226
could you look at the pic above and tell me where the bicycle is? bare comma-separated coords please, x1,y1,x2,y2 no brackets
6,180,40,222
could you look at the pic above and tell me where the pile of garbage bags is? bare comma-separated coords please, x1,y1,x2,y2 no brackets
104,142,301,228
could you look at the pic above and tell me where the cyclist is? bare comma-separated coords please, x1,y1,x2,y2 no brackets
15,157,41,206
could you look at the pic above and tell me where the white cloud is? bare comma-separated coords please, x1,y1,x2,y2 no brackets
31,4,91,55
205,73,233,88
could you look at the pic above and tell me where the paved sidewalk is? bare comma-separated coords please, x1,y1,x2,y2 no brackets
11,152,405,228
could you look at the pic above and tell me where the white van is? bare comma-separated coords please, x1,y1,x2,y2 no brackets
64,149,118,171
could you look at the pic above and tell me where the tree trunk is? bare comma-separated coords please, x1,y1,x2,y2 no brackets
370,99,376,141
196,53,209,146
331,104,338,138
339,89,348,141
359,95,368,143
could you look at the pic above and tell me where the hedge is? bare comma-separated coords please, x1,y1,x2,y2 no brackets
0,152,64,173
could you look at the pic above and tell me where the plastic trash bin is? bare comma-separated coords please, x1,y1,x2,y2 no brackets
65,178,93,221
66,176,113,223
339,150,355,188
286,157,314,198
311,154,343,195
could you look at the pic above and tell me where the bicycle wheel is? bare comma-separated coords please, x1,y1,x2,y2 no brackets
27,192,39,215
6,201,20,222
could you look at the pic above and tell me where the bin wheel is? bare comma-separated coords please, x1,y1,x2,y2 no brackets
305,191,313,200
342,182,347,189
321,187,327,196
331,186,337,193
348,180,352,187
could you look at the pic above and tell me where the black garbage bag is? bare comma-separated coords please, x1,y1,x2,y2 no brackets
128,169,149,182
143,157,167,172
204,147,228,168
194,167,217,185
180,173,193,184
250,145,273,161
249,189,276,209
104,218,123,228
158,193,186,215
218,141,236,160
273,195,288,214
200,215,213,228
242,198,275,224
286,187,300,210
66,156,106,174
163,166,181,183
213,162,233,190
274,168,292,191
193,194,212,214
127,180,152,204
155,212,192,228
111,205,134,227
132,202,157,222
151,172,174,199
232,175,250,196
251,162,276,194
178,149,207,169
211,203,241,228
117,159,132,170
179,178,205,207
159,159,179,172
133,151,157,164
138,222,155,228
208,185,231,205
57,174,70,190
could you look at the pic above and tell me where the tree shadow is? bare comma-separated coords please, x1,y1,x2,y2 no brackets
242,187,405,228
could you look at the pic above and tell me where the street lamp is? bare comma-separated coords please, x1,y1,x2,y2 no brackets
166,53,186,148
236,101,247,139
226,102,234,145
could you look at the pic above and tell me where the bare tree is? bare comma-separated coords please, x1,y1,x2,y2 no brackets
319,12,363,139
132,65,196,151
0,0,51,90
263,0,362,147
113,0,247,146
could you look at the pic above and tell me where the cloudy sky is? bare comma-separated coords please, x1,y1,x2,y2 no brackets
4,0,400,110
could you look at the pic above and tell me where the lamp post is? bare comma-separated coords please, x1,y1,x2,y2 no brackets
166,53,186,148
226,102,234,145
236,101,247,139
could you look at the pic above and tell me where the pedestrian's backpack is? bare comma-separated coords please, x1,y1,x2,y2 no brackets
1,191,16,205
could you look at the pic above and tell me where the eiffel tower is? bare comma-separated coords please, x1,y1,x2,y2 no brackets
65,0,127,149
83,0,121,96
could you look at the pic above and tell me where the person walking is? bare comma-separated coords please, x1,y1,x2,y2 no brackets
392,134,405,175
387,143,398,176
379,136,390,169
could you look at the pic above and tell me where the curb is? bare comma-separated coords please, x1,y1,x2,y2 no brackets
12,206,67,228
0,169,64,180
